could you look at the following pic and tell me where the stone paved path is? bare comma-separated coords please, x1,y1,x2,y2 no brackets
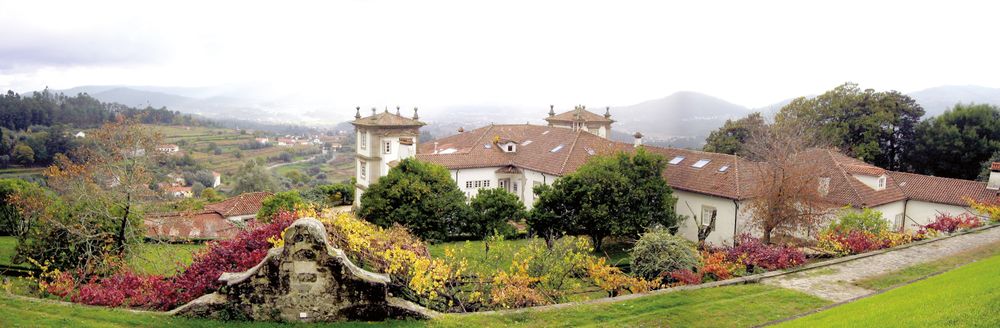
762,226,1000,302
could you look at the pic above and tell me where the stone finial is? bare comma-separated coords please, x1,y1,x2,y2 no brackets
604,106,611,118
371,107,376,116
548,105,555,116
384,107,389,113
413,107,419,120
355,106,361,119
396,106,400,115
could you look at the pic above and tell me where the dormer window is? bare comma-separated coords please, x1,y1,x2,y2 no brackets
878,176,886,189
507,145,515,152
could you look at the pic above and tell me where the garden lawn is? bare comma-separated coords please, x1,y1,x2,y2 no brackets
0,284,828,327
128,243,206,276
778,252,1000,327
0,236,19,267
429,237,633,276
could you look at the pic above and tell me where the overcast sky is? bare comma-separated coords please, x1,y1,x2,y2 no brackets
2,0,999,111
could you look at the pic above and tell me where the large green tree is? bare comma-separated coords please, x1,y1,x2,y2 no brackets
358,158,469,242
703,112,766,155
466,188,526,252
257,190,305,222
529,148,679,251
908,103,1000,180
775,83,924,170
230,159,277,194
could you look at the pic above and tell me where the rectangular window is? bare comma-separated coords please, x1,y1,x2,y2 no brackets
359,160,367,180
701,205,717,228
384,141,392,154
669,156,685,165
359,131,367,150
894,214,904,231
878,176,886,189
466,181,474,189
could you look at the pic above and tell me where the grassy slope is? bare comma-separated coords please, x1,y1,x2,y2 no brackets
0,236,19,267
854,239,1000,290
779,253,1000,327
0,284,828,328
128,243,206,276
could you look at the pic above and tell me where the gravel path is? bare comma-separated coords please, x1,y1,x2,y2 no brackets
762,225,1000,302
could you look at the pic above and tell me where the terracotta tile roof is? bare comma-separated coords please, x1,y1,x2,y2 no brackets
544,107,613,123
798,149,905,207
889,171,999,206
417,124,753,200
992,162,1000,171
204,191,272,217
144,210,239,240
352,111,425,127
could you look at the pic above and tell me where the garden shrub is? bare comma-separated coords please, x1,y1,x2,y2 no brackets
968,197,1000,223
629,228,701,280
667,269,702,285
923,213,983,233
828,208,889,234
257,191,305,222
698,251,746,281
725,234,806,271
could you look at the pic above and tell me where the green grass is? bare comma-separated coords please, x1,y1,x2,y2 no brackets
0,283,828,327
853,239,1000,290
778,253,1000,327
0,236,20,267
128,243,206,276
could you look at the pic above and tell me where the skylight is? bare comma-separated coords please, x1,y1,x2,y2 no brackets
550,144,565,153
692,159,710,168
542,130,550,135
439,148,457,154
718,165,730,172
586,148,596,155
669,156,685,165
484,143,492,149
522,140,533,146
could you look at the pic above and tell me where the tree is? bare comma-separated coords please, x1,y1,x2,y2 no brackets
0,179,47,236
775,83,924,170
743,122,836,244
467,188,526,252
528,148,679,251
306,182,354,206
358,158,469,242
703,112,766,155
231,159,277,194
18,118,161,270
201,187,223,202
908,103,1000,180
12,143,34,165
257,191,305,222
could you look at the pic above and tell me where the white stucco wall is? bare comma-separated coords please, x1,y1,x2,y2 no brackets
904,200,974,228
871,201,906,229
672,190,749,245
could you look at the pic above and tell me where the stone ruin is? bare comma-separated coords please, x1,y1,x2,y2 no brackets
171,217,435,322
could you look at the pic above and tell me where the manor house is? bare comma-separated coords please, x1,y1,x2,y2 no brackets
351,106,1000,245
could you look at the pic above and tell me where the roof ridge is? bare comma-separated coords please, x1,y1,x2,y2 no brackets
558,130,584,174
827,149,865,206
889,170,990,185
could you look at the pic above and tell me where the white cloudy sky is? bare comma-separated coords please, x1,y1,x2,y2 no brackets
1,0,999,111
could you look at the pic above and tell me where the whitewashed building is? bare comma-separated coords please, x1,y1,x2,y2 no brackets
352,106,1000,245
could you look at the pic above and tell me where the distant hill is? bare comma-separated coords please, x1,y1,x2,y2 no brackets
54,86,275,121
611,91,750,148
907,85,1000,118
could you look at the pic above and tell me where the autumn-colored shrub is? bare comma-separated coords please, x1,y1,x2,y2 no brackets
667,269,702,285
725,234,805,270
968,197,1000,223
923,213,983,233
698,251,747,281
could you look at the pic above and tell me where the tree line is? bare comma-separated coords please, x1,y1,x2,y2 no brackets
0,89,206,168
703,82,1000,180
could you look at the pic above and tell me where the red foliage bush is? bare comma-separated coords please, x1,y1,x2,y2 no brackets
47,211,296,310
923,213,983,234
668,269,702,285
725,234,806,271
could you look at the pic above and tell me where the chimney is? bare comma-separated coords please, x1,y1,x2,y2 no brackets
633,132,643,148
396,106,400,115
433,141,439,154
989,162,1000,190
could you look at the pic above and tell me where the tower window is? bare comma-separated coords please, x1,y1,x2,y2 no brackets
359,160,367,180
384,141,392,154
359,131,367,150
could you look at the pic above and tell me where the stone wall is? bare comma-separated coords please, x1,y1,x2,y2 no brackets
171,217,434,322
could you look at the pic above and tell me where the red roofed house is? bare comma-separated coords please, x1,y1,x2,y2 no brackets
352,106,1000,245
144,192,272,240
